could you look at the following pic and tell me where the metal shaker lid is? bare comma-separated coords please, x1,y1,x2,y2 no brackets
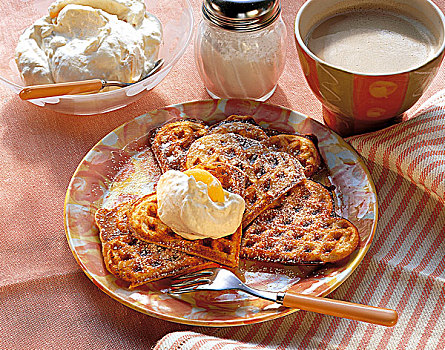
202,0,281,31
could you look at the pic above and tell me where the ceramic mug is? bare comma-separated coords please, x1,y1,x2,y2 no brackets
294,0,445,136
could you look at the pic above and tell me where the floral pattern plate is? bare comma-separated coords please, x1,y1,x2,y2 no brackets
64,99,377,326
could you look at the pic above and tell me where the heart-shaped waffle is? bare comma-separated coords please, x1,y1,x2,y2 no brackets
185,133,269,183
150,119,208,172
185,132,307,227
128,162,245,267
215,115,322,177
95,203,215,289
241,180,359,264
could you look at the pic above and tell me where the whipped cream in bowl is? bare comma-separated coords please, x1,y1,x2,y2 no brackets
1,0,193,114
15,0,162,86
157,170,245,240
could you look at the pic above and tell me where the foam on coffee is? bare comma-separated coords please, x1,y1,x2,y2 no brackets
306,8,439,74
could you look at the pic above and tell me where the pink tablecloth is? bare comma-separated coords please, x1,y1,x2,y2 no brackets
0,0,444,349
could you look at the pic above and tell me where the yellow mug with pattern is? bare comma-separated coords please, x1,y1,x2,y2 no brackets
295,0,445,136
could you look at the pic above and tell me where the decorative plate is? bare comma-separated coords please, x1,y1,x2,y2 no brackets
64,99,377,326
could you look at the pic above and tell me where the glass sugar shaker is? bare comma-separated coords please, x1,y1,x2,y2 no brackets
195,0,287,101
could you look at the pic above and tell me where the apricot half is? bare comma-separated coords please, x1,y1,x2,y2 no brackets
183,169,225,203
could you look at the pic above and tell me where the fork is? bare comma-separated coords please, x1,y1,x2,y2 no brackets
170,268,398,327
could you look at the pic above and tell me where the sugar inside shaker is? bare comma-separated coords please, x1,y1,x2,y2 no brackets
195,0,287,101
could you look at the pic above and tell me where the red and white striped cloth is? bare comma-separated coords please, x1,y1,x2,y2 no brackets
154,91,445,350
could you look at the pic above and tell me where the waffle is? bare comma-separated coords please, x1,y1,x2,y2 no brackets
150,119,208,172
209,115,322,177
223,114,282,136
242,151,306,227
241,180,359,264
185,132,306,226
209,119,269,142
268,134,322,177
128,162,245,267
251,180,334,227
96,203,214,288
185,133,269,183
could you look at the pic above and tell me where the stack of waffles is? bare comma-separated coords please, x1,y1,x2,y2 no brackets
95,116,359,288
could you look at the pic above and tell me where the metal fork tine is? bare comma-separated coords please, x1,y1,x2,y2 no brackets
170,277,212,288
170,286,202,294
173,269,215,281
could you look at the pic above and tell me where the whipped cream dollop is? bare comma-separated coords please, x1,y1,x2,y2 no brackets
15,0,162,85
157,170,245,240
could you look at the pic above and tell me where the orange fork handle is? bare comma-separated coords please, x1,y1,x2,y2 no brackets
283,292,398,327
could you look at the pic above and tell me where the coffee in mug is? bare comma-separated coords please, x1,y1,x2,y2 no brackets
294,0,445,136
305,8,439,74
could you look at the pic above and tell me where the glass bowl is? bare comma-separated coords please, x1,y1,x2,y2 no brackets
0,0,193,115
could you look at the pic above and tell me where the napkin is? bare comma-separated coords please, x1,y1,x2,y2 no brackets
347,90,445,206
154,91,445,350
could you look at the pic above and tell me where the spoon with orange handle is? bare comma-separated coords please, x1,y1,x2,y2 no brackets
19,58,164,100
